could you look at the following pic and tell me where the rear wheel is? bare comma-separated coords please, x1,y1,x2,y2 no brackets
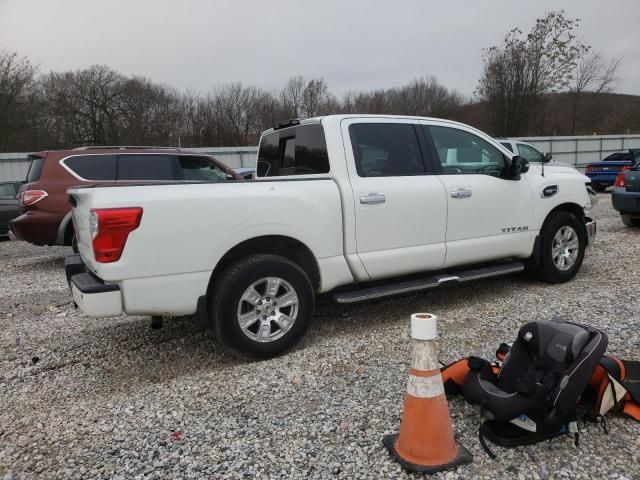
621,214,640,227
532,211,586,283
211,254,314,359
592,183,607,192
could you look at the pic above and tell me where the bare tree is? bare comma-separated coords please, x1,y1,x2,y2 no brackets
0,51,38,151
568,51,621,133
476,11,588,136
41,65,129,146
280,76,306,118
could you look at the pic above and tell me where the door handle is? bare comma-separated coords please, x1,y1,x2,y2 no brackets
450,188,472,198
360,193,386,205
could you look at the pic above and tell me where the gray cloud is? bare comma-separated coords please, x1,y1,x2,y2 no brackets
1,0,639,97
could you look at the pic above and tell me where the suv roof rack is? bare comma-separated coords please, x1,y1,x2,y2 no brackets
72,146,181,151
272,119,303,130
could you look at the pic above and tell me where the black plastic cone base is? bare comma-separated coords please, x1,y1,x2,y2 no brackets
382,434,473,474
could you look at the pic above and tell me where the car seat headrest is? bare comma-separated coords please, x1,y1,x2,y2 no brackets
517,320,591,365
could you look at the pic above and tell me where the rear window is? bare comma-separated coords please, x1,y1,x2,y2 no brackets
604,152,631,161
500,142,514,152
26,156,45,182
64,155,117,180
0,183,17,199
117,154,176,181
178,156,229,181
257,124,329,177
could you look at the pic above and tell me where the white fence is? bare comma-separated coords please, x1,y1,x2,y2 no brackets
2,133,640,181
516,134,640,167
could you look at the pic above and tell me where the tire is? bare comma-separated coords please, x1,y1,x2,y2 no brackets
211,254,315,359
532,211,586,283
621,214,640,227
591,183,607,192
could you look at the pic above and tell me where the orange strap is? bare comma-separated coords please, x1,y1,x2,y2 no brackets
622,401,640,421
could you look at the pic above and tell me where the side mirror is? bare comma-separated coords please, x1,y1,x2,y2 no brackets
543,152,552,163
508,156,530,179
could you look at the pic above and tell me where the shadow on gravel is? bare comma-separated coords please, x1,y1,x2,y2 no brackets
48,315,247,398
310,271,532,333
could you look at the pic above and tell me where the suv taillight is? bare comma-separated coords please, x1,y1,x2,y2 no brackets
614,172,626,188
19,190,48,206
90,208,143,263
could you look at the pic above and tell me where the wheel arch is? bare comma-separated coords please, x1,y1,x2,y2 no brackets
56,211,74,246
544,203,586,230
530,202,587,266
208,235,322,296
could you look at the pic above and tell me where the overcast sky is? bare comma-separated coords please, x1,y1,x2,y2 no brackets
1,0,639,98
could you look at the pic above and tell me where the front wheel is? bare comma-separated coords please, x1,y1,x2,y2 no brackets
621,214,640,227
532,211,586,283
211,254,315,359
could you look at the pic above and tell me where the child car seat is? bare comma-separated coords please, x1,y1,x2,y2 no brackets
462,318,607,449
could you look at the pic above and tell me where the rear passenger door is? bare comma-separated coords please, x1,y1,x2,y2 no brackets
341,119,447,280
421,122,534,266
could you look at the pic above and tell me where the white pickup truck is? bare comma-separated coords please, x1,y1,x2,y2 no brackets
65,115,596,357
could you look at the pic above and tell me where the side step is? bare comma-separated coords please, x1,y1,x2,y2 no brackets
333,261,525,304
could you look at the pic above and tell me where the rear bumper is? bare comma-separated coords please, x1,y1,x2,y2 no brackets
65,254,123,317
9,211,64,245
611,189,640,214
585,216,596,248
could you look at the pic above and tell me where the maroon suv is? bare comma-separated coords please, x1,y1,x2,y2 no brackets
10,147,242,247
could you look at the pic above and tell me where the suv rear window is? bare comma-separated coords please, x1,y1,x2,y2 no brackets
26,156,45,182
64,155,117,180
117,154,176,180
257,124,329,177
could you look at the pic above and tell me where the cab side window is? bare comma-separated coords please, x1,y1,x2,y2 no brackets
178,156,228,181
426,126,505,177
349,123,424,177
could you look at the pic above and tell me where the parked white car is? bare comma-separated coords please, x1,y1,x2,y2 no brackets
497,139,551,164
66,115,596,357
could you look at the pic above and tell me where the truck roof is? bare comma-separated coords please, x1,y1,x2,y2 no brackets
261,114,480,137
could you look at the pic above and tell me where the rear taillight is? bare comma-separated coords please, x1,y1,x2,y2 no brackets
614,172,626,188
90,208,143,263
18,190,48,206
586,166,593,172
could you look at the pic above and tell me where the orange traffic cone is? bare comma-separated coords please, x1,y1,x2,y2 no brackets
383,313,472,474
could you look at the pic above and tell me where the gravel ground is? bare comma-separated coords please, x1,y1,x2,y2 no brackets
1,195,639,480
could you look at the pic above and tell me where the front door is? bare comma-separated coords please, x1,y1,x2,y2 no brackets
341,119,447,280
421,122,535,267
